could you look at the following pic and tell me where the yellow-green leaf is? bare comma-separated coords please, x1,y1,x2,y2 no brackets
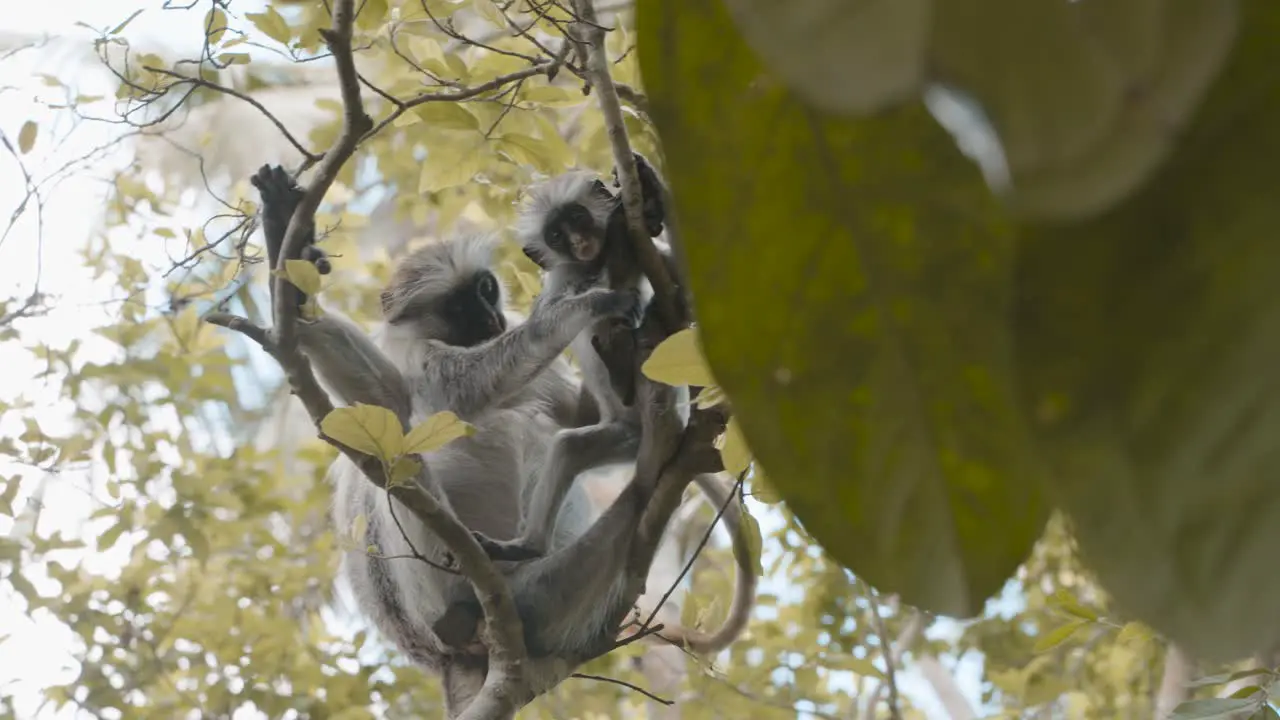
246,7,291,44
1114,621,1152,646
411,102,480,133
403,411,474,454
641,328,716,387
738,506,764,577
1012,0,1280,661
721,0,928,115
320,403,404,462
283,258,322,297
1170,699,1258,720
204,7,228,45
1050,589,1099,622
932,0,1235,221
639,0,1048,617
17,121,37,154
388,455,422,487
716,417,752,476
1033,620,1086,654
749,467,782,505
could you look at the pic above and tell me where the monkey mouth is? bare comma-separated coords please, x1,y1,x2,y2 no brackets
570,233,601,262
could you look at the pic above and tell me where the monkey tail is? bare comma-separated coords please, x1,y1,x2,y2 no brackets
653,472,758,654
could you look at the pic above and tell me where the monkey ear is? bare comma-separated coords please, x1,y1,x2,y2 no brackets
522,245,549,269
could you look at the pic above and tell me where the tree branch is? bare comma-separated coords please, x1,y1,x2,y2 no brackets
569,0,682,332
206,3,532,716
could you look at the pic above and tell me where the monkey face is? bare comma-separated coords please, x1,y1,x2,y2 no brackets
437,270,506,347
543,202,604,264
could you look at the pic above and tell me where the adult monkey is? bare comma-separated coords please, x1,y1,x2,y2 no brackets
249,165,732,716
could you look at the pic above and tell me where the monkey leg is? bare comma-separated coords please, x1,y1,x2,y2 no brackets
512,421,641,555
508,473,656,657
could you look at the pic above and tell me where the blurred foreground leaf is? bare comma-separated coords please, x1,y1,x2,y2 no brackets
639,0,1049,617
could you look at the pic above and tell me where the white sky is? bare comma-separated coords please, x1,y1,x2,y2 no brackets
0,3,1000,718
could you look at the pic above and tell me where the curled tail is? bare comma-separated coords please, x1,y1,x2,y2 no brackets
650,472,758,653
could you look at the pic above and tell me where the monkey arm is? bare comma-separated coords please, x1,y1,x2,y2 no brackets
296,314,413,425
422,288,637,419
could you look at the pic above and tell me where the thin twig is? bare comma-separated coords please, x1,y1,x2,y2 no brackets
572,673,674,705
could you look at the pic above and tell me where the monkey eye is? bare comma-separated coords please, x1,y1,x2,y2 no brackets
477,272,499,305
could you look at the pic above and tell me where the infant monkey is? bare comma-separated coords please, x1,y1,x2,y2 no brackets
518,153,677,411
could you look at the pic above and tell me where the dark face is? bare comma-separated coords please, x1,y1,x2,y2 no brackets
542,201,604,264
441,270,506,347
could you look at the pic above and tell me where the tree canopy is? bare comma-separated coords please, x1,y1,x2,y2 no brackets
2,0,1279,718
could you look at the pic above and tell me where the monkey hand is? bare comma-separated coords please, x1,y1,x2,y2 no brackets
613,152,665,238
575,286,642,323
248,164,331,276
471,531,544,562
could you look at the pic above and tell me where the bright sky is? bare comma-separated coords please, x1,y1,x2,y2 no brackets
0,3,1003,718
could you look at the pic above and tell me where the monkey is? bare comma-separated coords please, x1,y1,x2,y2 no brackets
514,154,758,653
249,164,742,717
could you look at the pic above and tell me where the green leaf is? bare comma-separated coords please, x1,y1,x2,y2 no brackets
1032,620,1086,654
246,7,291,44
1011,0,1280,661
930,0,1235,221
204,7,228,45
738,506,764,577
639,0,1049,617
388,455,422,487
1049,589,1099,622
97,519,129,552
1114,621,1152,646
641,328,716,387
720,0,927,115
0,476,19,516
283,259,322,297
411,102,481,132
320,404,404,462
749,468,782,505
716,417,752,476
17,121,37,154
1170,699,1259,720
403,411,474,454
1229,686,1265,700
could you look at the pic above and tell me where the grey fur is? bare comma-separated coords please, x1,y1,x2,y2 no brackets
293,232,656,715
515,168,758,654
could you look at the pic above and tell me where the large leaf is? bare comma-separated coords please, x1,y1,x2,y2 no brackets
1012,0,1280,661
638,0,1049,617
